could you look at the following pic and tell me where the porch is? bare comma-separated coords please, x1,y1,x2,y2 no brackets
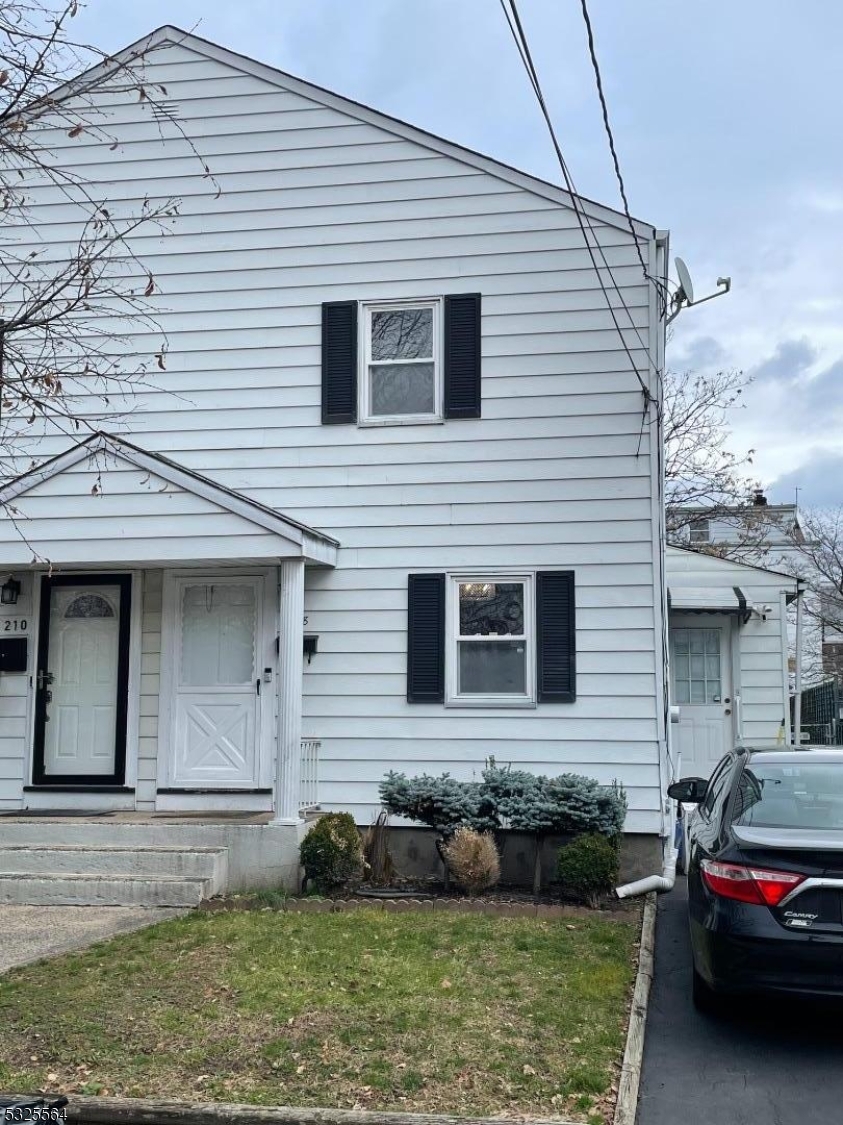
0,434,335,901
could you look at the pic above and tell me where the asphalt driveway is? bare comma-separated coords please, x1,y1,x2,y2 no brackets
638,878,843,1125
0,905,184,974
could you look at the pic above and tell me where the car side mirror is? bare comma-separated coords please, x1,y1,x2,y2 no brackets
667,777,708,804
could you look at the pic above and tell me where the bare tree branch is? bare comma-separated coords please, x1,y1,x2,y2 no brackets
0,1,214,491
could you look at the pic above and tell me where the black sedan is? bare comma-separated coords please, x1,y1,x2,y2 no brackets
669,746,843,1008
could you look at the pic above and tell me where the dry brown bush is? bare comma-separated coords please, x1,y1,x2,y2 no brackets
442,827,501,895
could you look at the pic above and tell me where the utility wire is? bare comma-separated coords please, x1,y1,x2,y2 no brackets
498,0,657,405
578,0,648,281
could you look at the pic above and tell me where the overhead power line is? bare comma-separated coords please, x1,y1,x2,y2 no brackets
497,0,657,406
577,0,648,281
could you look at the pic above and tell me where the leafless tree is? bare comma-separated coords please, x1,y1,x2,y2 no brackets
784,507,843,684
0,0,214,489
664,367,755,531
662,366,786,562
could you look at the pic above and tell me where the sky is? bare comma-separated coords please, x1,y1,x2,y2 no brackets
72,0,843,508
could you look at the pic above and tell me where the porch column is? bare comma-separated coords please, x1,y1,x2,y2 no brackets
273,557,305,824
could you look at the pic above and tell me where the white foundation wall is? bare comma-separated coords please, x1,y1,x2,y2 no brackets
1,36,668,832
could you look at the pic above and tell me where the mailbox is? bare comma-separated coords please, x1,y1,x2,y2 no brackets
0,637,27,673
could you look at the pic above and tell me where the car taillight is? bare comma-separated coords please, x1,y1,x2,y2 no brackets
700,859,805,907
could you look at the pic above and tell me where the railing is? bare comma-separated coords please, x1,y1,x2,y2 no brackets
300,739,321,812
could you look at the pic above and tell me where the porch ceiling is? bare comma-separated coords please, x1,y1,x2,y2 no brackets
0,433,338,567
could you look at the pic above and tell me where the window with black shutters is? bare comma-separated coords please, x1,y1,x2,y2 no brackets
322,294,481,426
407,570,576,707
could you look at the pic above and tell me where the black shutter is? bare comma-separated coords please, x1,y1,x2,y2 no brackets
321,301,357,424
444,292,481,419
536,571,576,702
407,573,445,702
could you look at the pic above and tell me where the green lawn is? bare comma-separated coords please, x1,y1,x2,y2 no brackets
0,908,639,1122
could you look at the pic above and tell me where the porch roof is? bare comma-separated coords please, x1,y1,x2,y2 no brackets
668,585,752,621
0,433,339,567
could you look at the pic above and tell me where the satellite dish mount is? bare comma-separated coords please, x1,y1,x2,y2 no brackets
667,257,731,324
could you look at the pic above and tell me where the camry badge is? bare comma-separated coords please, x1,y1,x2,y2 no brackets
783,910,818,928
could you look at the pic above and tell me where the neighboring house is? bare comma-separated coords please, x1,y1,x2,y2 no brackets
670,493,804,560
0,26,671,903
665,546,797,779
673,500,843,695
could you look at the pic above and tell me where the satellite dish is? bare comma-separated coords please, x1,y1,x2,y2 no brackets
675,257,695,306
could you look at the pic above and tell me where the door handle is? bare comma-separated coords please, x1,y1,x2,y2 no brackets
37,671,54,690
256,678,261,696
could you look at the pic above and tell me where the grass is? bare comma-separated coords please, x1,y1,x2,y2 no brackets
0,908,639,1122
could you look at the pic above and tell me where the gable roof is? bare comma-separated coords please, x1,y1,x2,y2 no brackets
44,24,655,239
666,544,798,585
0,432,338,566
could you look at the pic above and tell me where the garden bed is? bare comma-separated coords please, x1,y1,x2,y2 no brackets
0,906,641,1123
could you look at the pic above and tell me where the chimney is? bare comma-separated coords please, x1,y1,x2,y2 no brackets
752,489,768,507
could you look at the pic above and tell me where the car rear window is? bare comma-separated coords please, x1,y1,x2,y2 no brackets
732,762,843,829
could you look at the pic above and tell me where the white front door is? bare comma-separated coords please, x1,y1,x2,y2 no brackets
169,575,267,788
35,577,131,784
670,617,734,778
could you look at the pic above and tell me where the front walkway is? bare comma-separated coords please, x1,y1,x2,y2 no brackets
638,879,843,1124
0,906,184,973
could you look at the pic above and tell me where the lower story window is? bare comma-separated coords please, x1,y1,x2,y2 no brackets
447,575,534,704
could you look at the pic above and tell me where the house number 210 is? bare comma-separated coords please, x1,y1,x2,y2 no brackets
3,619,27,632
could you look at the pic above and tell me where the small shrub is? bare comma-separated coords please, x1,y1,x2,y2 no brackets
556,833,620,907
442,827,501,895
299,812,364,892
362,809,395,886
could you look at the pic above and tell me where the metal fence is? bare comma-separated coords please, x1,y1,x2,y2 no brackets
791,680,843,745
299,738,321,811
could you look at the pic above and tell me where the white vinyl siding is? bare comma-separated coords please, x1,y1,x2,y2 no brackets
0,37,665,831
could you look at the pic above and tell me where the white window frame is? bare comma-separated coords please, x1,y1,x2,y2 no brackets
445,573,536,708
359,298,443,426
688,518,711,545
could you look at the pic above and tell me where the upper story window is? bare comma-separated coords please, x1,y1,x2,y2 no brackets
688,518,710,545
321,295,481,425
361,300,441,424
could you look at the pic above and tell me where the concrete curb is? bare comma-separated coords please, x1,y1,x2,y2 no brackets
613,892,657,1125
43,1095,580,1125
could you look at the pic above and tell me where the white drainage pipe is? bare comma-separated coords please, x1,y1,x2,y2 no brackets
615,846,678,899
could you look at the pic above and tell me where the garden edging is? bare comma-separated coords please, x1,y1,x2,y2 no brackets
613,892,657,1125
199,895,632,920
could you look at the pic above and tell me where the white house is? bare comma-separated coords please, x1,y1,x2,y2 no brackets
666,546,797,778
0,26,671,903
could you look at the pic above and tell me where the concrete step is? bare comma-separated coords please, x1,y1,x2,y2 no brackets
0,845,227,889
0,871,213,907
0,820,247,849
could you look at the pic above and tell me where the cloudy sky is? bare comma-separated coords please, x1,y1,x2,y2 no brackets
73,0,843,507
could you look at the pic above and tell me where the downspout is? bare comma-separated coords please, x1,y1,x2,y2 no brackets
793,579,805,746
615,844,678,899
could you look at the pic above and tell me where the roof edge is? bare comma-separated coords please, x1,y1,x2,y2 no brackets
39,23,657,239
666,544,798,585
0,432,339,552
